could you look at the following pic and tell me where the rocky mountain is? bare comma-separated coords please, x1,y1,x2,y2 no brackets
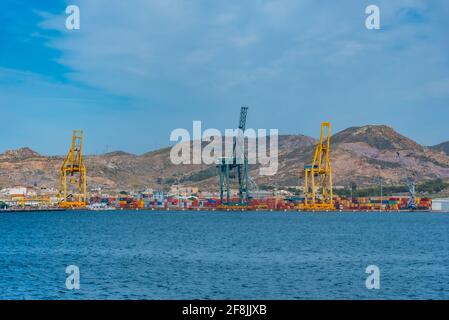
0,125,448,192
430,141,449,156
329,125,449,187
1,147,41,161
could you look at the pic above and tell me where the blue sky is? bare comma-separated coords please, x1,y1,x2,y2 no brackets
1,0,448,155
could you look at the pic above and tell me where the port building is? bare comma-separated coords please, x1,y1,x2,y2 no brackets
432,199,449,212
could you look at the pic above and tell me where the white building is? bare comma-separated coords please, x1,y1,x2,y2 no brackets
432,199,449,212
8,186,27,196
170,185,199,196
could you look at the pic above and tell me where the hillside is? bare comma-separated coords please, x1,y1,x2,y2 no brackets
430,141,449,156
0,125,449,192
329,125,449,187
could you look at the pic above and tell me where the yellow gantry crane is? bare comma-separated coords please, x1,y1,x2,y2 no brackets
59,130,87,208
303,122,334,211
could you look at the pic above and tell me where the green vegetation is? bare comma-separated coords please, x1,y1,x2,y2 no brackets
181,167,217,183
259,185,275,191
164,178,176,185
0,201,7,209
286,187,300,195
417,178,449,194
334,185,407,197
334,179,449,198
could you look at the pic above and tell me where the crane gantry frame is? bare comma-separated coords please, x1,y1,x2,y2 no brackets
303,122,334,211
59,130,87,208
217,106,249,206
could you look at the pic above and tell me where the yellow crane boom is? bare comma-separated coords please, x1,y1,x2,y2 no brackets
303,122,334,211
59,130,86,208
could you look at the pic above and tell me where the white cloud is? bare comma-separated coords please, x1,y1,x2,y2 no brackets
230,33,258,48
35,0,449,111
2,0,449,153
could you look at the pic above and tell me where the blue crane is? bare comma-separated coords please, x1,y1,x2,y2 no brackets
217,107,249,206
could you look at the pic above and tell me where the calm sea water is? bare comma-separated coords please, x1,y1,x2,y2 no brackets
0,210,448,300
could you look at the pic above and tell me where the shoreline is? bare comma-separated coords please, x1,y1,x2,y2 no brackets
0,208,440,213
0,208,66,213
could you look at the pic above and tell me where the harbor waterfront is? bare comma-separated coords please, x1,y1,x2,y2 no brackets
1,210,448,300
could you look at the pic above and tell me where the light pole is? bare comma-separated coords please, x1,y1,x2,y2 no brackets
349,182,353,204
379,177,383,212
347,182,354,211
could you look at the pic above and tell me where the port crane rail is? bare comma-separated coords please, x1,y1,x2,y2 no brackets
396,151,417,210
59,130,87,208
303,122,334,210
